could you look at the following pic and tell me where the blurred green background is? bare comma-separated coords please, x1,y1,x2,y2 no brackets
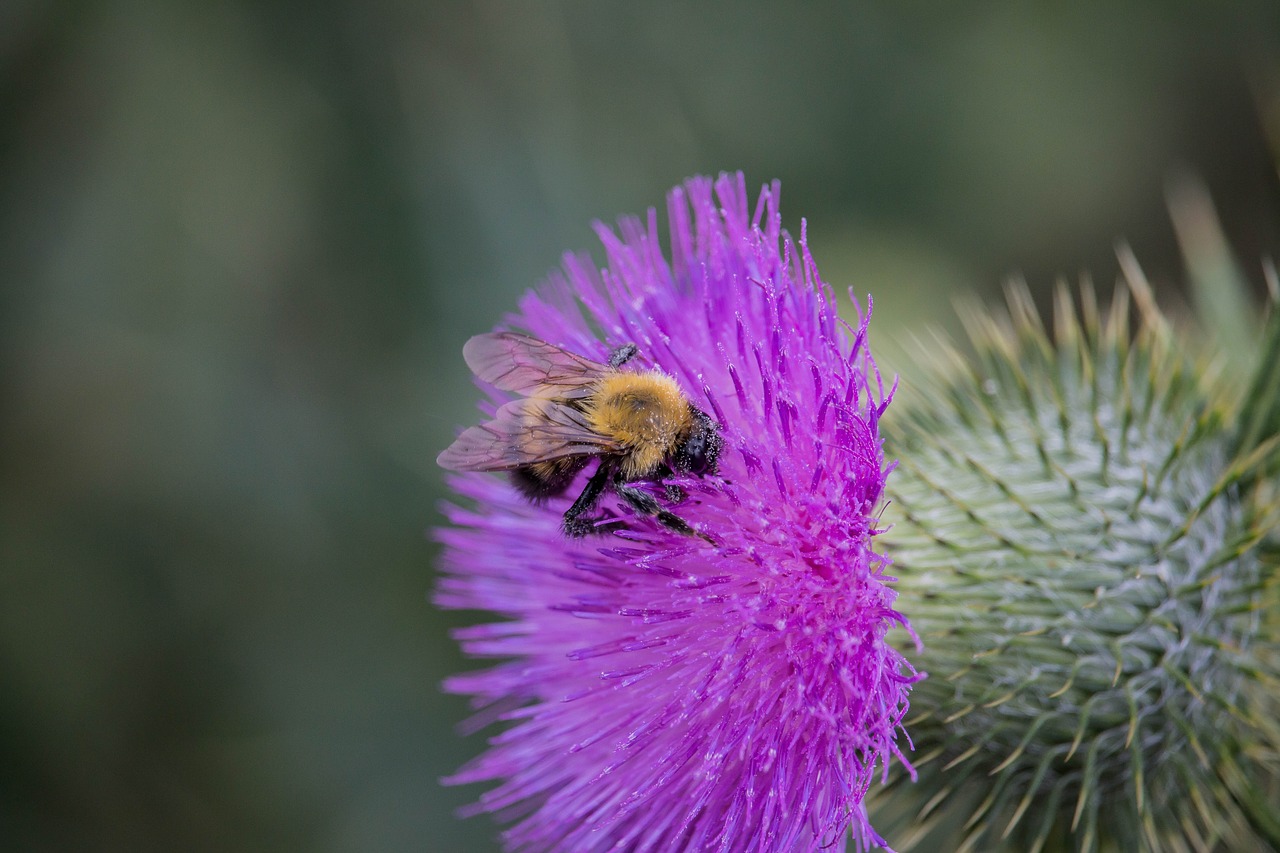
3,3,1279,851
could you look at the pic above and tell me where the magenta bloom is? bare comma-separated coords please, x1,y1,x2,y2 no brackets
436,174,915,852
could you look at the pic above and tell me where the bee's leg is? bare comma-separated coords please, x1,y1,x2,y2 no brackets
651,464,685,503
608,343,638,368
613,479,713,543
562,462,616,537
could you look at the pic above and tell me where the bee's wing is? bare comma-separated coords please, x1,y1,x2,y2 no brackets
437,397,619,472
463,332,607,398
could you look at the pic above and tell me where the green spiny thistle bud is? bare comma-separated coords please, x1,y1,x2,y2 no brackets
871,262,1280,852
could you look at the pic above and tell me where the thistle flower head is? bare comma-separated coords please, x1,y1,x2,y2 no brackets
872,262,1280,852
435,174,916,852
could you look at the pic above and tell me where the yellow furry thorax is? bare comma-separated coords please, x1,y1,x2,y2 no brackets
585,370,693,479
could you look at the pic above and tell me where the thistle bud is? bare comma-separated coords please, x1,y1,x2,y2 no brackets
871,251,1280,852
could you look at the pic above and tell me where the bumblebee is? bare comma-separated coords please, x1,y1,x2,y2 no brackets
438,332,722,538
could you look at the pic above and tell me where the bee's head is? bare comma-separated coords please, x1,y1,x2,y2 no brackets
674,407,722,476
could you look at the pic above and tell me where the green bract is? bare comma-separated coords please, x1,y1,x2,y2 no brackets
873,266,1280,852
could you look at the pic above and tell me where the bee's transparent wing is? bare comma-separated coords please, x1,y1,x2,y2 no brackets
463,332,607,398
437,397,618,472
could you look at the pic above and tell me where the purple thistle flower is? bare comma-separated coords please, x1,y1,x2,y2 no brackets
436,173,917,853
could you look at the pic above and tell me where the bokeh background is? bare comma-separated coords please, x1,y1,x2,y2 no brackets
3,3,1280,850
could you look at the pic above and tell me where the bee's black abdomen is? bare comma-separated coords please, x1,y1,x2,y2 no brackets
510,457,589,501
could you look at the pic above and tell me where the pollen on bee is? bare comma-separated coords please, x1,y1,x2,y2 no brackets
587,370,694,479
